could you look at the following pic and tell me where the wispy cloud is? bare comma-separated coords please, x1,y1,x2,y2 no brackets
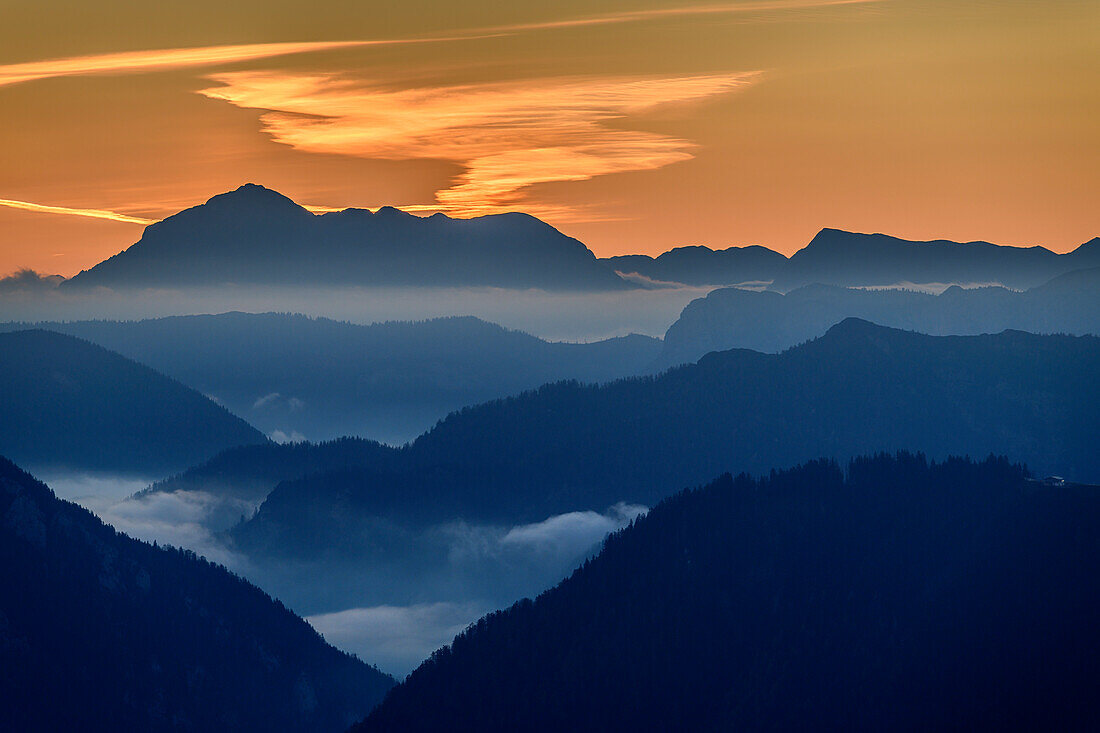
0,197,156,225
480,0,886,34
0,0,884,89
200,71,758,219
0,38,491,88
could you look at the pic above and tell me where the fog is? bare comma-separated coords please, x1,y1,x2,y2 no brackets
39,470,646,676
39,472,254,570
308,602,492,677
0,283,713,341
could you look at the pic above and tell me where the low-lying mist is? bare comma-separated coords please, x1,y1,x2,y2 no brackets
0,283,712,341
39,470,646,677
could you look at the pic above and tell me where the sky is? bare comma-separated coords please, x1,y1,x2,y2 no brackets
0,0,1096,277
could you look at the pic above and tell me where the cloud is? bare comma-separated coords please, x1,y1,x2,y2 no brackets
39,473,256,570
481,0,886,34
0,283,711,342
500,502,648,555
304,504,647,675
443,502,648,564
252,392,282,409
0,268,65,291
0,1,882,89
307,601,490,677
82,490,255,569
0,197,155,225
199,71,758,220
38,472,154,504
269,429,308,444
0,39,466,88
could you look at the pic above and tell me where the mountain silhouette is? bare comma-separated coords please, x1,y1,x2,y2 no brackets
0,455,394,732
352,453,1100,732
62,184,630,291
607,230,1099,290
0,330,265,474
772,228,1100,290
658,266,1100,365
604,244,787,286
225,322,1098,566
0,313,661,444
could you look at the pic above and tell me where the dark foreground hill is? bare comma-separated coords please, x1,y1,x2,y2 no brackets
0,313,661,444
659,266,1100,365
0,456,394,732
62,184,630,291
355,454,1100,732
0,329,265,474
230,321,1098,562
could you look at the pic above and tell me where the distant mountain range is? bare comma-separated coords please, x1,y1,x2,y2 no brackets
0,330,265,474
608,229,1100,290
604,244,788,286
353,454,1100,731
26,183,1094,293
658,265,1100,365
0,314,661,444
0,456,394,731
193,322,1099,578
62,184,629,291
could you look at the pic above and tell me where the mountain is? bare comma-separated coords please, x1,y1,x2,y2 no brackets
230,322,1099,562
773,228,1100,291
602,230,1100,290
62,184,631,291
603,244,788,286
50,186,1098,292
0,330,265,474
0,313,661,444
0,456,394,731
353,454,1100,732
659,266,1100,365
146,437,399,505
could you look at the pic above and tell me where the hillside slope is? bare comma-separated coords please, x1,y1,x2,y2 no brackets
355,454,1100,732
0,456,394,732
0,329,265,474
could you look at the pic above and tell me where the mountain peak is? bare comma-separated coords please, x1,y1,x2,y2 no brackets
824,316,882,335
203,183,311,215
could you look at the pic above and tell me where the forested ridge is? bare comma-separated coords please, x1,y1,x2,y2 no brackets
356,453,1100,732
0,456,394,732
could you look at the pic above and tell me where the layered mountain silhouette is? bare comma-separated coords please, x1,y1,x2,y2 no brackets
659,265,1100,365
354,454,1100,732
62,184,629,291
0,456,394,732
606,230,1099,290
0,330,265,474
44,184,1096,293
604,244,787,286
773,229,1100,290
223,321,1098,567
0,313,661,444
146,437,399,505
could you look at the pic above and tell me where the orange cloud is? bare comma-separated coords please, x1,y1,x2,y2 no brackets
0,37,496,88
0,197,156,225
201,72,758,218
483,0,886,34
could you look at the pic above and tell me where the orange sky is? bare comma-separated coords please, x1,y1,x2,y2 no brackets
0,0,1097,277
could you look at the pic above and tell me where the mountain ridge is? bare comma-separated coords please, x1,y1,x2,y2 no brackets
0,329,266,474
352,453,1100,732
63,184,631,291
0,455,394,731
